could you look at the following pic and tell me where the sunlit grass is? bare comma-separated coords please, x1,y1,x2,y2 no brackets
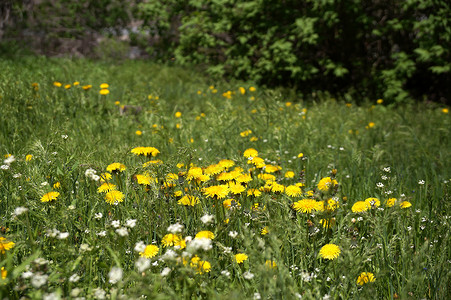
0,57,450,299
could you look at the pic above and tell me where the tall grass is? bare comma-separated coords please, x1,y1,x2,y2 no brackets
0,56,450,299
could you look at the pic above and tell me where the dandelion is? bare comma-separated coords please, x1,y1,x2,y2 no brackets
247,188,262,197
385,198,396,207
400,201,412,208
265,260,277,269
442,108,449,114
162,234,182,247
228,182,246,194
285,185,302,197
0,237,15,253
131,146,160,157
175,111,182,118
41,191,60,202
364,197,380,208
351,201,370,213
249,86,256,92
106,162,126,173
203,184,229,199
99,89,109,95
356,272,376,285
292,199,321,213
104,190,124,205
243,148,258,158
178,195,200,206
190,256,211,274
26,154,33,161
53,81,62,87
195,231,215,240
319,244,341,260
235,253,248,264
140,245,159,258
285,171,295,178
317,177,337,192
261,227,269,235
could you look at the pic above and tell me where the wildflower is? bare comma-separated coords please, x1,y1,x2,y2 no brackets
178,195,200,206
0,237,15,253
53,81,62,87
187,238,212,252
368,122,375,128
167,223,184,233
317,177,337,192
100,83,109,89
108,266,123,284
243,271,254,280
292,199,321,213
31,273,48,288
229,231,238,238
41,191,60,202
162,234,182,247
320,218,336,228
82,84,92,90
99,89,109,95
223,199,241,210
106,162,126,173
249,86,256,92
161,267,171,276
136,174,156,186
125,219,137,228
175,111,182,118
442,108,449,114
377,99,383,104
247,188,262,197
351,201,370,213
324,198,339,211
53,182,61,189
385,198,396,207
261,227,269,235
135,130,142,135
364,197,380,208
285,185,302,197
357,272,376,285
131,146,160,157
203,185,229,199
200,214,214,224
265,260,277,269
115,227,128,236
195,231,215,240
236,173,252,183
140,245,159,258
104,190,125,205
190,256,211,274
11,206,28,217
228,182,246,194
243,148,258,158
319,244,341,260
235,253,248,264
400,201,412,208
3,155,15,165
285,171,295,178
26,154,33,161
418,180,425,185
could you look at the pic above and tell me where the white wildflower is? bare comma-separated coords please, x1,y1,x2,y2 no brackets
12,206,28,217
116,227,128,236
167,223,184,233
200,214,214,225
57,232,69,239
221,270,230,277
31,273,48,288
243,271,254,280
69,273,80,282
418,180,425,185
160,267,171,277
228,231,238,238
93,288,106,300
111,220,120,228
108,266,123,284
125,219,137,228
162,249,178,261
135,257,151,273
187,238,212,252
134,241,146,252
4,155,15,165
94,212,103,219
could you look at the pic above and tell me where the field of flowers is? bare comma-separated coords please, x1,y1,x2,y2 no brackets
0,57,450,299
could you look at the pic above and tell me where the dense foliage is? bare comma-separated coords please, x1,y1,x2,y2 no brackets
1,1,451,100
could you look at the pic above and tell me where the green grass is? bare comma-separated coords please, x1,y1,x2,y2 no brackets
0,56,450,299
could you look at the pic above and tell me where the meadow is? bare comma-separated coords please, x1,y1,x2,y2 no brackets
0,56,450,299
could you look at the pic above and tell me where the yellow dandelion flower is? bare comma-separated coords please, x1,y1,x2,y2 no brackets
175,111,182,118
99,89,109,95
285,185,302,197
64,84,71,89
357,272,376,285
247,188,262,197
239,87,246,95
131,146,160,157
97,182,117,193
223,198,241,210
319,243,341,260
106,162,126,173
135,174,156,186
320,218,336,228
324,198,339,211
250,136,258,142
162,234,182,247
190,256,211,274
377,99,383,104
195,231,215,240
285,171,295,178
442,108,449,114
240,129,252,137
400,201,412,208
364,197,380,208
178,195,200,206
228,182,246,194
53,81,62,87
100,172,112,182
234,253,248,264
186,167,203,181
317,177,337,192
0,237,15,254
203,185,229,199
142,160,163,167
73,81,80,86
26,154,33,161
204,164,226,175
82,85,92,90
135,130,142,136
385,198,396,207
265,260,277,269
258,173,276,181
261,227,269,235
248,156,265,168
249,86,256,92
1,267,6,279
292,199,320,213
351,201,370,213
218,159,235,169
265,165,282,173
236,173,252,183
243,148,258,158
53,182,61,189
105,190,124,205
41,191,60,202
100,83,109,89
140,245,159,258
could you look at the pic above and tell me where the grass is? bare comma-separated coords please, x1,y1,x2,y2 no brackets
0,56,450,299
